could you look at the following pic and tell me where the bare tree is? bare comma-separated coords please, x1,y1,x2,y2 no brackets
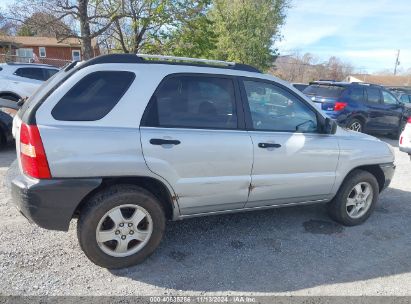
8,0,123,59
272,51,354,83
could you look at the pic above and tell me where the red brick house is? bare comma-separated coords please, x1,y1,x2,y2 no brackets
0,36,100,66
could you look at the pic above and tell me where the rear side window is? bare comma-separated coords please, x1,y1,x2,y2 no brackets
366,87,381,104
15,68,44,81
52,71,135,121
142,75,237,129
342,87,364,103
303,85,345,98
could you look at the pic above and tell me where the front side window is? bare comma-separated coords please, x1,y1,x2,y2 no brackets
52,71,135,121
382,90,398,105
243,80,317,133
142,75,237,129
14,67,44,81
366,87,381,104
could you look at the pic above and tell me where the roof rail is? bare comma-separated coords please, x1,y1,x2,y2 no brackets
137,53,236,67
78,53,261,73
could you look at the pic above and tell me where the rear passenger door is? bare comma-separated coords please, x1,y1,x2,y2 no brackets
140,74,254,215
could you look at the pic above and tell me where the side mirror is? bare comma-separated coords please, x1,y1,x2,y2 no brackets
324,117,337,134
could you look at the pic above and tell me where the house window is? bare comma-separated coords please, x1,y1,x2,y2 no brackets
17,48,33,62
72,50,81,61
39,47,46,58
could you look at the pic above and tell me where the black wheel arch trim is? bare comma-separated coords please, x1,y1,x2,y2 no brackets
11,174,177,231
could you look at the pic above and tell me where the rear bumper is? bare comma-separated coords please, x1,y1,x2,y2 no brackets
379,162,396,190
11,172,101,231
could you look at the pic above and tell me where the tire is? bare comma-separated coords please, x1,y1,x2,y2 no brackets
0,130,5,150
327,169,379,226
346,118,363,133
77,184,166,269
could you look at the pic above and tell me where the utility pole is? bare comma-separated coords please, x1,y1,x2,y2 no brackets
394,49,400,75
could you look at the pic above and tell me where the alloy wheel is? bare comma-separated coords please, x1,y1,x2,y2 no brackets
346,182,373,219
96,204,153,258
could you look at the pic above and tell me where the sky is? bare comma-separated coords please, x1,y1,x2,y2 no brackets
277,0,411,73
1,0,410,73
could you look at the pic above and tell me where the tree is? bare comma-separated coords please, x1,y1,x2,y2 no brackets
8,0,123,60
16,12,73,37
209,0,289,71
100,0,210,54
0,11,15,35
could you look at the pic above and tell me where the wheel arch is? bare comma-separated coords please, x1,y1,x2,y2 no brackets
74,176,177,220
341,164,385,193
0,91,21,101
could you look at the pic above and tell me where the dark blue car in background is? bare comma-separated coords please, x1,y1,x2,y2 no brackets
303,81,407,138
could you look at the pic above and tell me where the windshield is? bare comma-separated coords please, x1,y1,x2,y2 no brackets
303,85,345,98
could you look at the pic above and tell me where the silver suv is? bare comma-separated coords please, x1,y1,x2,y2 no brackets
10,54,395,269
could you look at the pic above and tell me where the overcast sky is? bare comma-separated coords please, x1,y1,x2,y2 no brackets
277,0,411,73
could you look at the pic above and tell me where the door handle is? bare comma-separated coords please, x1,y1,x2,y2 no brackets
258,142,281,149
150,138,181,145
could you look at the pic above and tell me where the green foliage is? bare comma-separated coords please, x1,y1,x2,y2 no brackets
17,24,34,36
162,0,288,71
163,14,217,58
210,0,288,71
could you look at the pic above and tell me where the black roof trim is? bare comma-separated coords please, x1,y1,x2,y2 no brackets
78,54,262,73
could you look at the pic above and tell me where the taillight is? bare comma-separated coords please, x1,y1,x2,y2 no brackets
20,123,51,179
400,136,403,145
408,117,411,123
334,102,347,111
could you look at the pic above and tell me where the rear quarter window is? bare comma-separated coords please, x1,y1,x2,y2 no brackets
303,85,345,98
51,71,135,121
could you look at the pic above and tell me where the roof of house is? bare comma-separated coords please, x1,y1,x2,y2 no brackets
0,35,98,48
347,74,411,87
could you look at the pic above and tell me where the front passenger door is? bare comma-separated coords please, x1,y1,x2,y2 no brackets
240,79,340,208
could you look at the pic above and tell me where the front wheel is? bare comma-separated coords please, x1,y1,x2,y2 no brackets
77,185,166,269
327,170,379,226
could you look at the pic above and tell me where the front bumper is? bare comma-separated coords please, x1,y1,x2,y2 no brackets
379,162,396,190
11,171,101,231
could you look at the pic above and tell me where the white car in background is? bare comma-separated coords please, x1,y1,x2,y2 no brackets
399,117,411,158
0,63,59,102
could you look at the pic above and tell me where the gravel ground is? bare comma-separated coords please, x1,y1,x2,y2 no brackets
0,138,410,296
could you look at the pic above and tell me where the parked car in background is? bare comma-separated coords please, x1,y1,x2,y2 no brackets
391,89,411,105
9,54,395,269
292,83,309,92
0,63,59,102
303,81,407,137
0,98,19,150
399,117,411,158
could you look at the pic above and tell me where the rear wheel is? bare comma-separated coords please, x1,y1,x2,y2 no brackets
347,118,363,132
0,131,4,150
327,170,379,226
77,185,166,269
